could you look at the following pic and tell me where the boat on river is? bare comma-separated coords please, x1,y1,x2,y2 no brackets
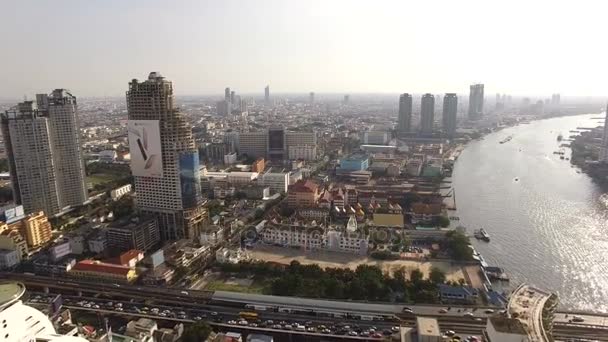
474,228,490,241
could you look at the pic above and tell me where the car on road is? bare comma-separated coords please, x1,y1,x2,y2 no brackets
445,330,455,336
211,311,218,316
347,331,358,336
321,328,331,334
463,312,474,318
227,320,237,325
572,316,585,322
391,326,400,332
439,308,448,313
83,304,91,308
115,307,123,312
484,309,495,314
194,316,202,321
238,320,248,326
306,327,316,332
92,305,100,309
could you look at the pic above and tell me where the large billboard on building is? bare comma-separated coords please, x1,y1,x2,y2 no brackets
128,120,163,177
0,205,25,224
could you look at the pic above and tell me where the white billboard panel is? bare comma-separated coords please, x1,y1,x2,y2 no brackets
128,120,163,177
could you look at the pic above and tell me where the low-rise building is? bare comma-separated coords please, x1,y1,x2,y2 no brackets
416,316,441,342
125,318,157,341
0,229,28,258
111,184,133,200
259,170,289,193
99,150,117,163
223,153,237,165
339,154,370,171
251,158,265,173
70,259,138,284
227,172,259,185
106,216,160,252
142,263,175,286
409,203,442,225
438,284,479,304
214,186,236,199
216,248,248,264
14,211,53,249
87,233,107,254
50,240,72,261
164,240,211,268
32,256,76,277
287,180,321,208
483,316,529,342
0,248,21,269
199,225,226,246
239,185,270,199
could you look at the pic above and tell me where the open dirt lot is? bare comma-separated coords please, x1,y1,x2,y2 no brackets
250,245,466,283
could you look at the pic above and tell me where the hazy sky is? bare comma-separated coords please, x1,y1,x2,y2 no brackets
1,0,606,98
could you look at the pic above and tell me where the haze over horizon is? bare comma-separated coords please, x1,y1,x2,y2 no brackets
1,0,607,98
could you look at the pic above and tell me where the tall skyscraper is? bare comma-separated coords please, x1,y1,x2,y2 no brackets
468,84,484,120
225,87,231,103
442,93,458,137
397,93,413,133
420,93,435,134
1,89,88,216
264,85,270,106
309,92,315,104
127,72,207,240
230,91,236,105
343,94,350,105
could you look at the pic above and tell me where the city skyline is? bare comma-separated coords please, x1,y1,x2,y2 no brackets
1,0,607,98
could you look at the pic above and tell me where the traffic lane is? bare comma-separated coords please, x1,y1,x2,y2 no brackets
553,312,608,327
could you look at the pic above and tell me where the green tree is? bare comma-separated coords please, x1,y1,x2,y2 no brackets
410,269,424,283
445,230,473,260
181,321,212,342
438,215,450,227
429,267,446,284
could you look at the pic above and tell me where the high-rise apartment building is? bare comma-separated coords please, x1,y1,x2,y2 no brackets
20,211,52,248
127,72,207,240
309,92,315,104
468,84,484,120
268,127,286,161
224,87,231,103
420,93,435,134
264,85,270,106
1,90,88,216
397,93,413,133
442,93,458,137
238,131,268,159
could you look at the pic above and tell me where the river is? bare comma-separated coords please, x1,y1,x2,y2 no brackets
453,114,608,313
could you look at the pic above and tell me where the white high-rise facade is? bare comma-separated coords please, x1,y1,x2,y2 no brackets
1,90,88,216
127,72,207,240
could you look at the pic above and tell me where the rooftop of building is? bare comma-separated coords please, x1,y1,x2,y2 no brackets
416,316,440,337
288,179,319,193
489,315,528,335
0,282,25,311
108,215,155,230
72,259,133,276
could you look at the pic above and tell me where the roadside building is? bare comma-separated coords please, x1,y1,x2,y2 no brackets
69,259,138,284
12,211,53,249
287,145,317,161
409,203,442,225
416,316,441,342
98,150,117,163
259,170,289,193
239,185,270,200
287,180,321,208
49,240,72,261
106,216,160,253
483,316,529,342
438,284,479,304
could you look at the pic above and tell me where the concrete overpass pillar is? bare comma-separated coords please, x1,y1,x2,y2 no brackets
43,286,49,294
